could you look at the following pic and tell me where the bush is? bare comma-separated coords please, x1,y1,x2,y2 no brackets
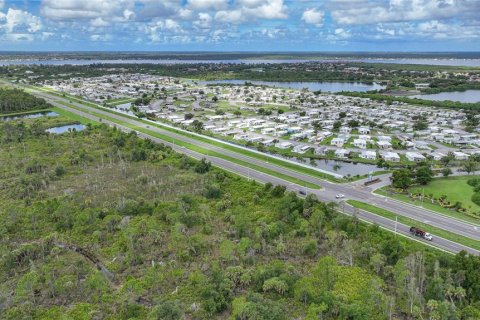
471,192,480,206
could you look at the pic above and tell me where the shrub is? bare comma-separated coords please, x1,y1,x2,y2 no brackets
472,192,480,206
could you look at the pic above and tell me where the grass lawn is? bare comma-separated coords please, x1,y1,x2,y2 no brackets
347,200,480,251
375,183,480,225
409,176,480,214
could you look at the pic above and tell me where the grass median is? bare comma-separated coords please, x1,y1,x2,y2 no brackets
347,199,480,251
55,100,321,189
30,85,342,183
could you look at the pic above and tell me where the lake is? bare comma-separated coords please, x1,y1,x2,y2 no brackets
0,58,479,67
46,124,86,134
199,79,385,92
1,111,58,121
411,90,480,103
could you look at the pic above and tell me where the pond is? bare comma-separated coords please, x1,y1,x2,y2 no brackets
271,153,379,177
198,79,385,92
46,124,86,134
1,111,58,121
410,90,480,103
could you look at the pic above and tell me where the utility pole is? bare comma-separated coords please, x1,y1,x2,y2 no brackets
395,215,398,237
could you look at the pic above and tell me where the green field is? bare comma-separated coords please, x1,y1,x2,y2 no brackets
375,176,480,224
409,176,480,213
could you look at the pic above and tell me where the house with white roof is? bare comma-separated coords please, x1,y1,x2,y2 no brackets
376,140,392,150
453,151,469,160
406,152,426,162
431,152,446,161
360,150,377,160
331,137,345,147
353,139,368,149
358,127,371,134
382,152,400,162
275,141,293,149
335,149,350,158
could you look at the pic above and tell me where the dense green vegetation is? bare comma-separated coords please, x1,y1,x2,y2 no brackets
3,111,480,319
0,88,52,114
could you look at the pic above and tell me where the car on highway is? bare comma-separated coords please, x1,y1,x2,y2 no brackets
335,194,345,199
410,226,433,241
299,190,306,195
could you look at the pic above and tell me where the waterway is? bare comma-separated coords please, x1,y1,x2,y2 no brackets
199,79,385,92
0,58,479,67
411,90,480,103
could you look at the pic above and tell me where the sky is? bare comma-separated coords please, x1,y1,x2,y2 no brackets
0,0,479,52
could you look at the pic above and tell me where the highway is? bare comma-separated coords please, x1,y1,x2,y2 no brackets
21,87,480,255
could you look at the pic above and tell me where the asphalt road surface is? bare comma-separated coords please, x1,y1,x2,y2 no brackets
24,87,480,255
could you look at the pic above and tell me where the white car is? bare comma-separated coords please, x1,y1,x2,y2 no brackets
335,194,345,199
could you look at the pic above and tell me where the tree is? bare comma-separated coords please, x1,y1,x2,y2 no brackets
192,120,204,133
413,119,428,131
463,161,478,175
338,111,347,119
442,168,452,177
391,169,413,190
333,120,342,131
195,158,211,174
440,153,454,167
415,166,433,185
184,113,194,120
212,95,218,102
348,120,359,128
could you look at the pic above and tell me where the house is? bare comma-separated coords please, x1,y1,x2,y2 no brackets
353,139,368,149
431,152,446,161
358,127,371,134
377,135,392,142
414,141,430,150
261,127,276,135
406,152,426,162
339,126,352,134
453,151,469,160
360,150,377,160
293,145,312,154
335,149,350,158
275,141,293,149
260,139,275,147
331,137,345,147
382,152,400,162
314,146,327,155
376,140,392,150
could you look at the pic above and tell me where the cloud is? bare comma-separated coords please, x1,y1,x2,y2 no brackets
187,0,228,11
301,8,324,27
0,0,4,10
90,34,112,41
329,0,480,25
1,8,42,33
144,18,185,42
40,0,134,21
4,33,34,41
215,0,287,24
193,12,212,29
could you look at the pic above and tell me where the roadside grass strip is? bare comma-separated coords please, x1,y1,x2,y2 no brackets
56,100,321,189
374,187,480,226
32,85,342,183
347,199,480,251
